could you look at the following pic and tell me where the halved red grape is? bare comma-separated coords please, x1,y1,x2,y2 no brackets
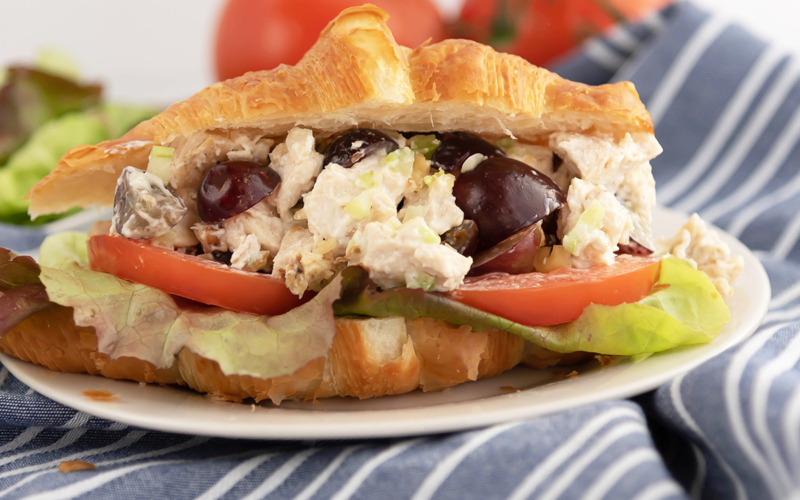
453,157,565,251
442,220,479,257
469,224,542,276
430,132,505,173
197,161,281,223
322,129,398,168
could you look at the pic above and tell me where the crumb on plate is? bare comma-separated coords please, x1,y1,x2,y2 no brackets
82,390,119,401
59,461,96,473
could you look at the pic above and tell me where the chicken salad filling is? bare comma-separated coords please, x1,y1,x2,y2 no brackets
110,126,743,297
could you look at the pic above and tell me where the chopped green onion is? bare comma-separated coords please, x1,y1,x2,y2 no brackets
146,146,174,184
405,271,436,291
344,189,373,219
409,135,441,160
563,199,605,255
382,147,414,176
355,170,382,189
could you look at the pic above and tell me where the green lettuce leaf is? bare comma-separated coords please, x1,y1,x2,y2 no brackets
0,112,108,221
33,232,341,378
0,112,108,219
0,103,159,224
334,257,730,355
33,47,81,82
182,276,342,379
38,231,88,270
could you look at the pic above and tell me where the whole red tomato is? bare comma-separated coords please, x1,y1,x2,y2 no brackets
452,0,673,67
215,0,444,81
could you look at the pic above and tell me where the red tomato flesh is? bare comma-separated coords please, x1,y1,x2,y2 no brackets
448,256,662,326
87,235,307,316
89,235,660,326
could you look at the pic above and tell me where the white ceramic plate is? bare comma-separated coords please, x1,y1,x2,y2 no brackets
1,206,770,440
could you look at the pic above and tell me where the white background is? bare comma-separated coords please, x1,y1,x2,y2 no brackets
0,0,799,105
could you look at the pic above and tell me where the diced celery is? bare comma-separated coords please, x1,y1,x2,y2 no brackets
150,231,177,250
315,238,337,255
534,244,571,273
355,170,382,189
382,147,414,176
418,221,441,244
385,216,403,231
344,189,373,219
146,146,174,184
496,137,514,150
563,200,605,255
423,169,444,187
151,145,174,158
409,135,441,160
346,229,365,255
405,271,436,291
403,205,426,221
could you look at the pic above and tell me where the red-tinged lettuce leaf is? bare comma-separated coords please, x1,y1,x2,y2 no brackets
334,257,730,355
0,248,49,335
0,66,101,164
0,283,50,335
0,248,40,291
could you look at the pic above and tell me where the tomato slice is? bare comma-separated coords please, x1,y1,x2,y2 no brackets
447,256,662,326
87,235,307,316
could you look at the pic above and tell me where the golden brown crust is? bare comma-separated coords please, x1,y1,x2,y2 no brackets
1,309,531,403
27,4,652,217
26,138,153,218
0,305,181,385
177,351,326,404
177,317,525,403
314,319,421,399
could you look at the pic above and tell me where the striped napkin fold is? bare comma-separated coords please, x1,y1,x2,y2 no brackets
0,2,798,498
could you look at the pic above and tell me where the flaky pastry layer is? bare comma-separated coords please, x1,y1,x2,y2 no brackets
27,4,652,217
0,307,553,404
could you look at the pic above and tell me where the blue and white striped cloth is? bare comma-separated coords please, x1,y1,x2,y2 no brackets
1,2,800,498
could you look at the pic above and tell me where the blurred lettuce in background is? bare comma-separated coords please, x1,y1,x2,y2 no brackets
0,49,159,225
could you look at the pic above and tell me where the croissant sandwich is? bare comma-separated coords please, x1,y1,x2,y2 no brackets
0,5,744,404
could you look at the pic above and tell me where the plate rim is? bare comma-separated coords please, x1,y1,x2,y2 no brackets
1,206,771,439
